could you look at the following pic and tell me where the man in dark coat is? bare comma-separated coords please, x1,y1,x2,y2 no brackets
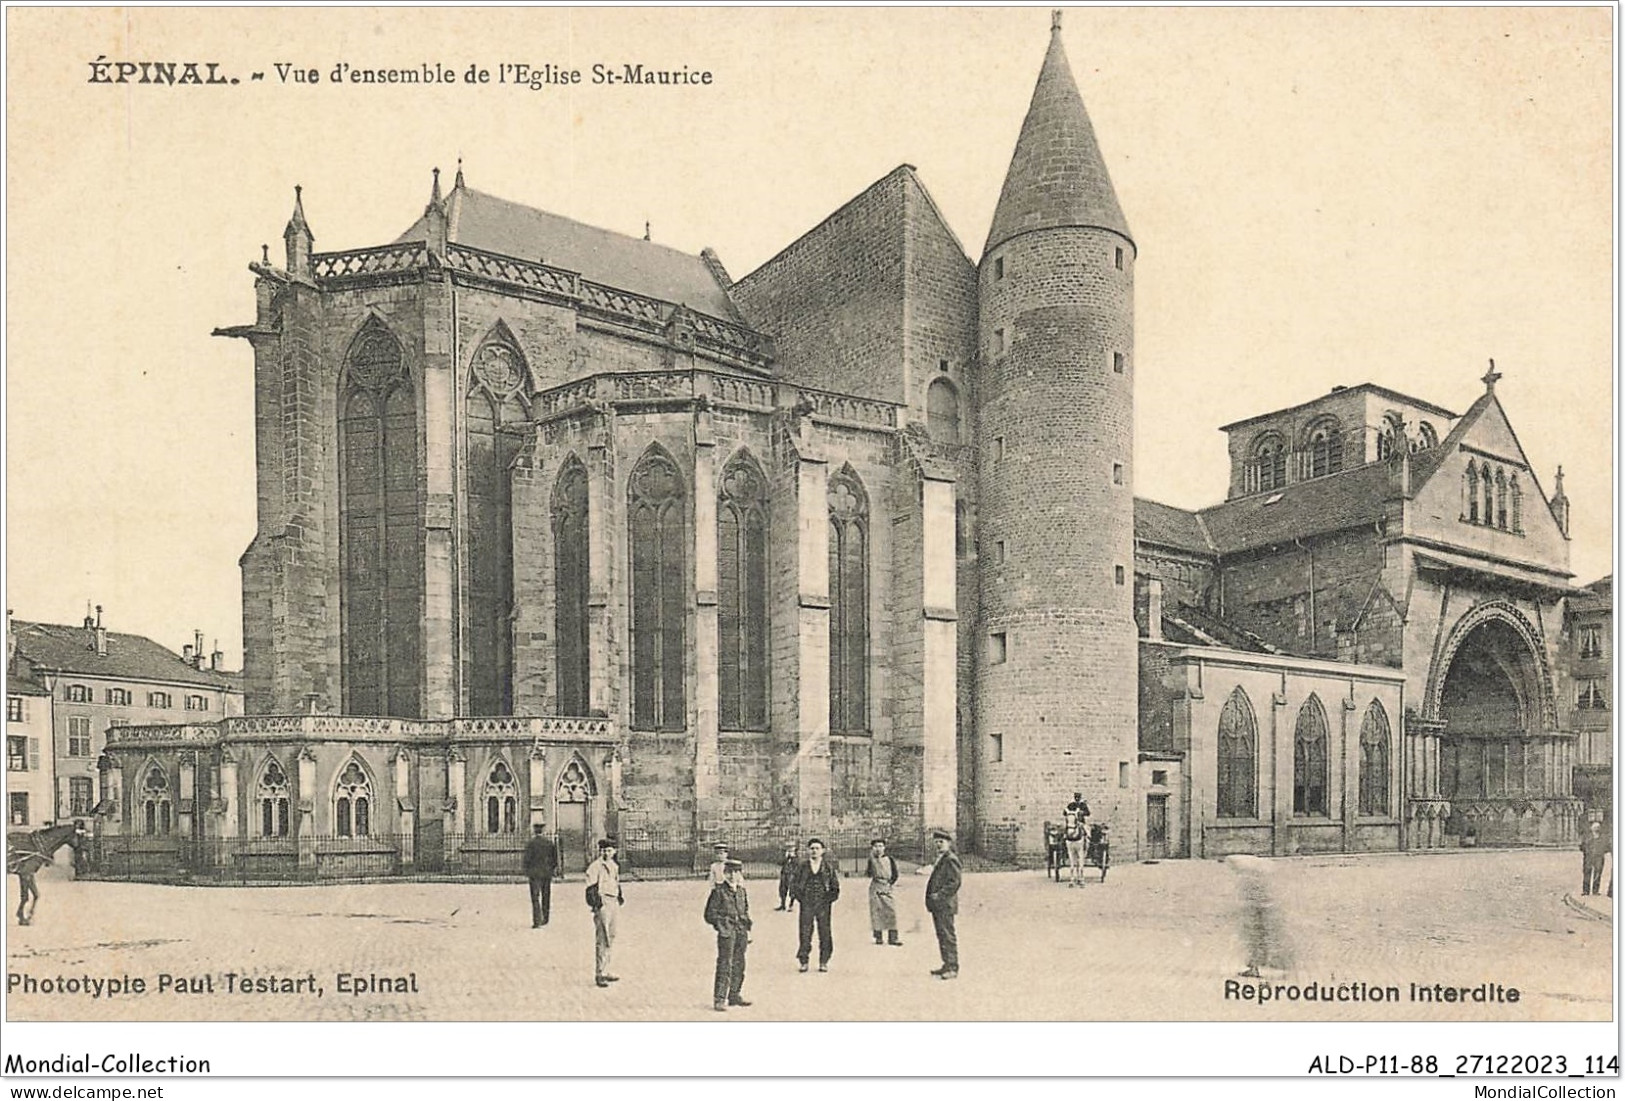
1580,820,1610,896
790,837,840,972
924,828,962,980
522,823,559,927
776,843,799,911
705,859,753,1011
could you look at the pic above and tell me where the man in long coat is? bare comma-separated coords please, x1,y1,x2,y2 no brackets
522,823,559,927
924,828,962,980
866,838,901,945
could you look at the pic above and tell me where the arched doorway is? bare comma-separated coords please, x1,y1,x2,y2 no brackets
1434,614,1569,844
553,757,598,873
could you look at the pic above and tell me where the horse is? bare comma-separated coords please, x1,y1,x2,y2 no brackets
8,821,82,926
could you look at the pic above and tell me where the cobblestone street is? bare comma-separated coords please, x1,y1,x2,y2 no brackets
4,848,1609,1023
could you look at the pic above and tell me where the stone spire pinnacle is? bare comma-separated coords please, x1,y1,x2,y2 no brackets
984,17,1131,257
283,185,313,277
454,158,465,190
428,166,443,209
283,185,312,241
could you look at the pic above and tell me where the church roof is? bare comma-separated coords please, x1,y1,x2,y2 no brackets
1571,575,1612,613
1161,602,1286,655
11,620,240,691
984,21,1132,257
1197,461,1393,555
395,182,742,323
1134,497,1215,555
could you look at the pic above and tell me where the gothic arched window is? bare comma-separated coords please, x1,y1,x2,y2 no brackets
1509,475,1522,533
141,763,171,837
334,759,373,838
1376,412,1405,461
1216,688,1257,819
1293,695,1329,816
718,452,769,731
1494,467,1508,530
552,456,591,717
1417,421,1438,450
829,467,870,734
557,757,594,803
926,378,960,443
1304,417,1344,479
1480,463,1495,528
629,449,686,731
466,332,529,716
257,757,291,838
483,759,518,835
1250,433,1286,493
1357,702,1391,816
341,320,420,718
1465,463,1480,522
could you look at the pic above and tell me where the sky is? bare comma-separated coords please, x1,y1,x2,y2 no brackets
5,6,1614,667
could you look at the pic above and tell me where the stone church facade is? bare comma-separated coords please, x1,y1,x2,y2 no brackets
101,19,1599,875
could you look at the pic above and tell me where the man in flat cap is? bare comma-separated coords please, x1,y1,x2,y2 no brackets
790,837,840,972
866,838,901,946
708,841,731,885
705,858,753,1011
924,829,962,980
584,838,624,988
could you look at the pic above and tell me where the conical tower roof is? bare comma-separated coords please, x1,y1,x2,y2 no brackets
984,18,1131,257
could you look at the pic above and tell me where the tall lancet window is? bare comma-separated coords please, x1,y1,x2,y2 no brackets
341,320,420,717
334,759,373,838
828,467,870,734
1465,463,1480,522
629,449,686,731
718,452,770,731
552,456,591,717
1358,702,1391,817
1293,695,1329,816
483,759,518,835
466,331,529,715
1216,688,1257,819
257,757,291,838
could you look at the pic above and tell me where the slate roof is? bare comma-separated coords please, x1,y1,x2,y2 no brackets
395,182,741,322
1134,498,1214,555
1159,602,1287,655
1572,575,1613,613
1218,383,1458,432
1197,462,1393,556
5,668,52,697
11,621,240,691
984,23,1131,254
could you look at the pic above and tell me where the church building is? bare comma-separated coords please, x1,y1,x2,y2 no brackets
101,16,1596,876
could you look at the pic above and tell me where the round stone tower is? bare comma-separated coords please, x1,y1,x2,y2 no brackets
974,14,1139,858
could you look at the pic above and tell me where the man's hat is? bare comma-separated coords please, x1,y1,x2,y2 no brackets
870,837,887,845
533,823,547,832
931,828,953,841
713,842,730,851
597,838,617,850
723,859,744,871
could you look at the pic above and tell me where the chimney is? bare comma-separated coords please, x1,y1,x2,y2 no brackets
194,630,206,669
93,605,107,657
211,641,224,672
1147,578,1164,642
183,644,195,665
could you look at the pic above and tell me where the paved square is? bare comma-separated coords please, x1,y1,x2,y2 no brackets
5,849,1609,1022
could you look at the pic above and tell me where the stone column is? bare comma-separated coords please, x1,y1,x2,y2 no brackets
1270,686,1288,855
219,753,239,841
297,748,317,869
177,752,197,841
422,277,456,720
394,749,414,867
528,747,549,829
587,404,615,716
1341,696,1357,850
921,475,958,834
445,750,465,864
693,390,721,813
793,450,832,833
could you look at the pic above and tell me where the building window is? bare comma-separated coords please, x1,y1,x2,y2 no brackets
1417,422,1438,450
988,631,1008,665
1495,468,1508,530
141,764,172,836
552,456,592,717
466,334,528,717
256,758,291,838
334,759,373,838
1151,769,1168,787
66,684,91,703
1115,565,1126,585
719,452,770,731
6,735,25,771
989,732,1003,763
1303,418,1344,479
1216,688,1257,818
829,467,870,734
483,759,519,835
69,777,95,817
148,691,171,709
1293,695,1329,816
1114,246,1125,271
1376,412,1405,461
185,695,209,711
1465,463,1479,522
1579,625,1604,660
992,436,1005,462
1113,352,1125,374
1248,433,1286,494
67,716,92,757
993,540,1007,566
939,358,950,373
1480,463,1494,528
1509,476,1522,533
1357,701,1391,816
8,792,28,826
1578,680,1608,711
340,318,421,719
105,687,131,706
926,377,960,443
5,697,21,722
629,448,687,731
993,329,1006,355
993,256,1005,280
1112,463,1124,485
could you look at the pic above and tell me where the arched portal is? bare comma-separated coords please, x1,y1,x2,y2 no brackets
1435,614,1569,844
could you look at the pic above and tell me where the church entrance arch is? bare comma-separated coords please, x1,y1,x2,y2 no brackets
1431,604,1570,844
553,757,597,873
